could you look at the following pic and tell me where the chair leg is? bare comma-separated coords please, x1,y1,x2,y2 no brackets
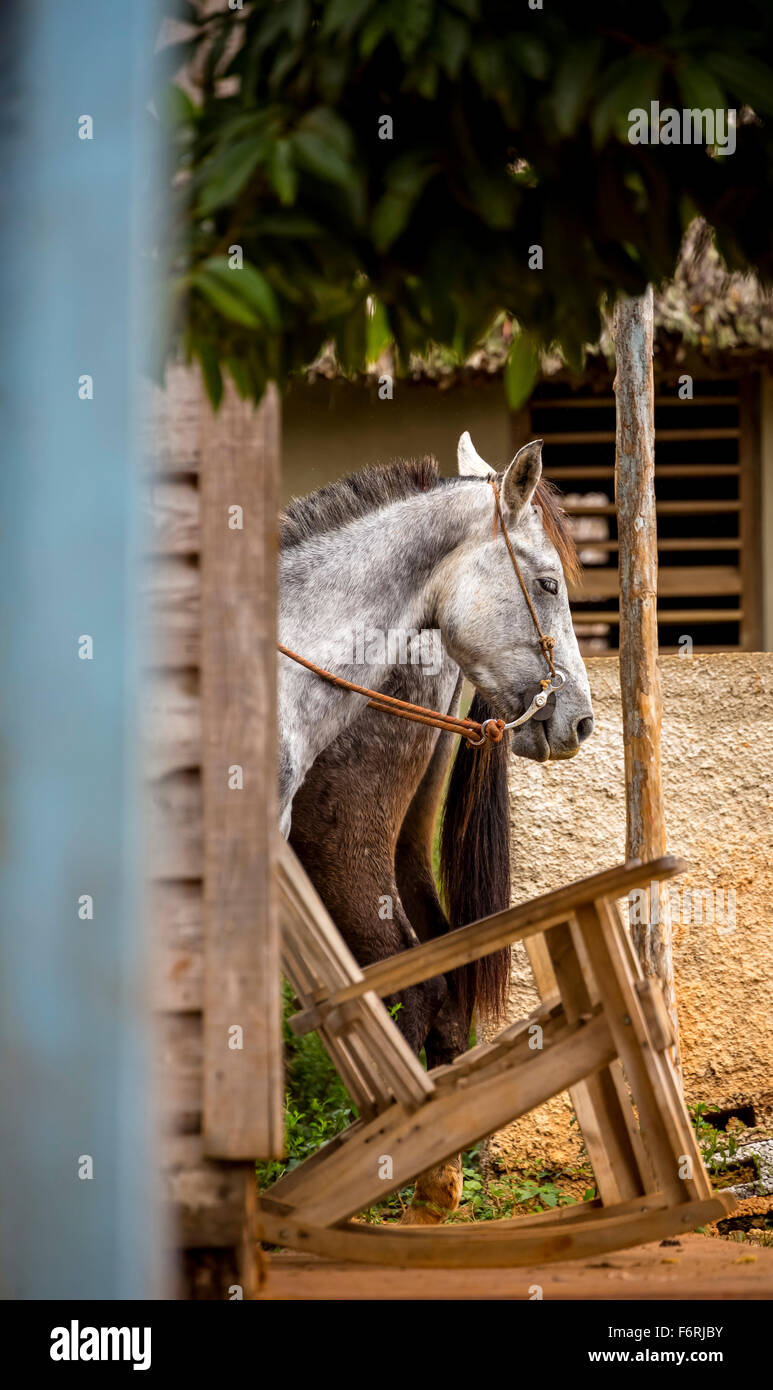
575,899,711,1204
595,898,710,1197
545,920,655,1202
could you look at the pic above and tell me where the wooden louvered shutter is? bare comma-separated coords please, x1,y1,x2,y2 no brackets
514,375,762,653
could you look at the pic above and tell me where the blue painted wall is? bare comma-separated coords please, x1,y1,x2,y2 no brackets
0,0,163,1297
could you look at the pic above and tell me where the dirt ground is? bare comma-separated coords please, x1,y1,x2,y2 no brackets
256,1233,773,1300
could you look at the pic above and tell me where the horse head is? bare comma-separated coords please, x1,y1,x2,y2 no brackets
435,431,593,762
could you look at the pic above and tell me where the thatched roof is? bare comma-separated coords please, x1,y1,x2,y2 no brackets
306,222,773,388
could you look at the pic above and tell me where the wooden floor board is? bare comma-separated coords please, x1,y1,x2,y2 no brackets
256,1235,773,1300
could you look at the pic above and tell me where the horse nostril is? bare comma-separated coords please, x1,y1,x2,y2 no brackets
576,716,594,744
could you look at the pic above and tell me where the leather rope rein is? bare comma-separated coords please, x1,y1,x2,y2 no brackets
279,478,559,748
275,642,501,741
487,478,557,679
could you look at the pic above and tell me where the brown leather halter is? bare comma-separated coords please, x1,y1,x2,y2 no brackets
279,479,561,748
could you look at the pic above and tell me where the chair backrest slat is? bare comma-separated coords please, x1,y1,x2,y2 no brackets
277,838,433,1111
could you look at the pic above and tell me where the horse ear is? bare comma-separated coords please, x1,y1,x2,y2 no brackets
501,440,543,520
457,431,495,477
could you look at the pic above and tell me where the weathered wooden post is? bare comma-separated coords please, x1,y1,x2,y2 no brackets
613,288,680,1071
145,370,284,1297
200,380,284,1165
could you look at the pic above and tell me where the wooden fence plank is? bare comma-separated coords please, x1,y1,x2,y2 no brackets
141,478,199,556
147,769,203,879
200,382,284,1159
157,1013,203,1134
142,556,200,668
161,1135,251,1248
143,668,201,779
151,880,204,1012
142,364,202,474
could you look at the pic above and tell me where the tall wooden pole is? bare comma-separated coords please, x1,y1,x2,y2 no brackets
613,288,680,1072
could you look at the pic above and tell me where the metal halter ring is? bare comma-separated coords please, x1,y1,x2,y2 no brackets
465,717,501,748
502,668,568,731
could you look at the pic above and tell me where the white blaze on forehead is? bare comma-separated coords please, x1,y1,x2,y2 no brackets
457,431,495,477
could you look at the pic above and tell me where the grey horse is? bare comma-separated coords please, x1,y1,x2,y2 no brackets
279,434,593,1220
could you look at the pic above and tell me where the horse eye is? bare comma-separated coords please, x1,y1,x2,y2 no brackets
538,577,559,595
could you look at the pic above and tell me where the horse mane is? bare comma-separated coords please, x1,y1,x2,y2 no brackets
280,455,579,585
532,476,581,586
280,456,440,550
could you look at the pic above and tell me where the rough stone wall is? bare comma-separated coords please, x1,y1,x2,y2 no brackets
495,652,773,1171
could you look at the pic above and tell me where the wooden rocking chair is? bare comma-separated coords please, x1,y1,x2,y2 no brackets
260,840,735,1266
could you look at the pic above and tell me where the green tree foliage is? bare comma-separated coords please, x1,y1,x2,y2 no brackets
158,0,773,406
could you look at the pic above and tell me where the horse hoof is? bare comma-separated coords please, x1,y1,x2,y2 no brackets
400,1202,447,1226
402,1156,463,1224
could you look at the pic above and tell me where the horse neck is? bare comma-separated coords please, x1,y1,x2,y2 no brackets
278,481,495,795
280,478,494,646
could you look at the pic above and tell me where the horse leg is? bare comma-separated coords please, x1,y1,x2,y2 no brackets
288,666,465,1216
287,735,448,1057
289,844,446,1054
407,971,474,1222
395,850,472,1223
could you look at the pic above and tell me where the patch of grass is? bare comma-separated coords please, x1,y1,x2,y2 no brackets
256,981,356,1189
720,1226,773,1249
689,1101,740,1179
455,1154,595,1222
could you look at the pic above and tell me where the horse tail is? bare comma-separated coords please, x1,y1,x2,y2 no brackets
439,691,511,1024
